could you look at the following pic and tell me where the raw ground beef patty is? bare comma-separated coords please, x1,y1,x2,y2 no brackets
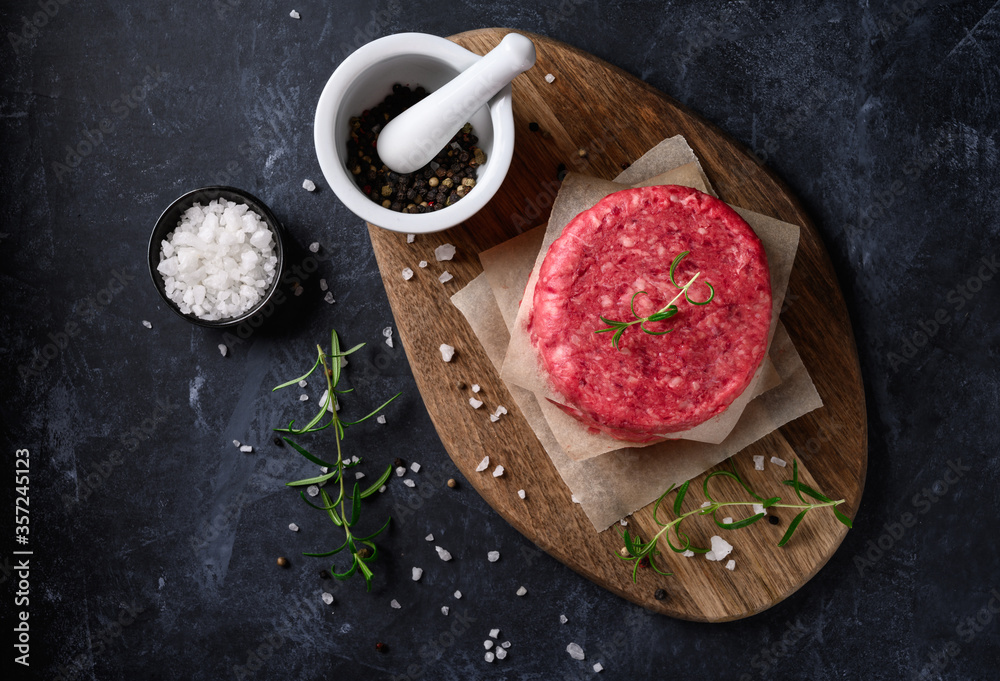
529,185,772,441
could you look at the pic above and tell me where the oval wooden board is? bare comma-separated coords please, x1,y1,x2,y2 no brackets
366,29,866,622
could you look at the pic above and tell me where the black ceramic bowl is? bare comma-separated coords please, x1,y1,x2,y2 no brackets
148,186,287,328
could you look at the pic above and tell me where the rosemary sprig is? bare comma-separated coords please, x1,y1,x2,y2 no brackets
595,250,715,350
618,460,853,582
273,329,401,591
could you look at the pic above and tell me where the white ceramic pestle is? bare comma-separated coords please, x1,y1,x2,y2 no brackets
376,33,536,174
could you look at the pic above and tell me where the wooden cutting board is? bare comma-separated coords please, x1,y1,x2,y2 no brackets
367,28,866,622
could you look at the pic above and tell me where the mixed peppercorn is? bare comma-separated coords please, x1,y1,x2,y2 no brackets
346,83,486,214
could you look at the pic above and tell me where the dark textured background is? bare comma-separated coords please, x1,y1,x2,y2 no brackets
2,1,999,679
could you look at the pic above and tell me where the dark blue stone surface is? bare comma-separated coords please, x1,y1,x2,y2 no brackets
1,1,998,679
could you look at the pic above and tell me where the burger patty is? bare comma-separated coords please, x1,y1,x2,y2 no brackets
529,185,772,439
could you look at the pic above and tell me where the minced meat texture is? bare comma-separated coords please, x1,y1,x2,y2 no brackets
529,185,771,439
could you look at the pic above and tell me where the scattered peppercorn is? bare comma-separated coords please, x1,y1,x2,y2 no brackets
577,148,587,157
319,569,331,579
273,436,283,447
346,84,486,213
457,381,467,390
393,457,405,469
654,589,667,601
447,478,457,488
277,556,289,567
528,121,539,132
768,515,780,525
621,161,631,170
556,163,567,181
357,547,372,559
376,642,388,653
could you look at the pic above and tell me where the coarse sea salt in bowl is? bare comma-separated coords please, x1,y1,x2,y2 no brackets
148,186,287,328
314,32,516,234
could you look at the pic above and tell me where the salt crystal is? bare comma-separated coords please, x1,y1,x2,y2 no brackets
471,384,480,393
402,267,414,280
301,178,315,191
484,651,495,663
489,628,500,638
723,517,733,525
434,243,456,261
544,73,555,83
571,494,581,504
517,489,525,499
682,550,695,557
516,586,527,596
492,465,504,477
309,242,320,253
620,519,628,526
390,599,401,609
454,590,462,599
425,534,434,541
355,471,365,480
233,440,241,447
726,559,736,571
288,523,299,532
753,454,765,470
501,640,511,648
411,567,423,581
700,501,712,508
559,614,568,624
406,233,415,243
324,292,335,304
396,467,406,477
771,456,787,467
219,344,228,357
240,445,253,453
289,9,301,19
435,546,452,561
320,279,328,291
403,479,415,488
566,642,584,660
439,344,455,362
306,485,319,497
378,485,386,493
441,606,450,615
299,394,309,401
593,663,604,672
476,456,489,472
470,398,483,409
383,326,392,338
488,551,500,562
321,592,334,605
418,260,428,268
439,271,453,283
376,415,386,424
142,320,152,329
298,380,307,388
484,640,494,650
496,648,507,660
752,503,767,516
351,455,359,464
705,535,733,562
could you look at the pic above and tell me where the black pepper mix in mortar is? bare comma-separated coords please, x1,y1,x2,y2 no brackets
346,83,487,214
